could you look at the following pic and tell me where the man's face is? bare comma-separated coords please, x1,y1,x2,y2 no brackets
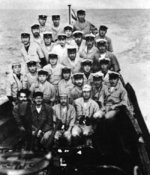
109,78,119,87
53,19,60,27
44,37,52,46
83,65,91,73
18,93,27,102
74,36,82,45
77,14,85,22
83,91,91,100
86,39,94,48
58,38,66,47
38,18,46,26
97,45,106,53
75,78,83,87
100,63,109,73
93,79,102,88
68,52,76,61
99,30,106,37
12,65,21,75
38,74,47,83
21,37,30,45
60,96,68,106
28,65,37,73
49,58,57,66
32,29,40,38
63,72,70,80
34,96,43,105
65,29,72,38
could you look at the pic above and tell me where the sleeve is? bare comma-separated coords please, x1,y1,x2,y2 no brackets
36,44,44,59
5,76,12,97
93,101,100,113
22,75,28,89
107,38,113,52
43,107,54,132
13,105,22,127
68,106,76,130
116,88,129,108
74,100,83,120
50,84,56,102
99,88,105,108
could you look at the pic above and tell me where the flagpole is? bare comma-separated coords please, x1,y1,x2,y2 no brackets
68,4,71,24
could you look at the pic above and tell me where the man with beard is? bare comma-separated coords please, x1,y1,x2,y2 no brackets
73,10,97,35
41,32,54,63
20,33,46,67
93,39,120,72
31,24,43,45
38,15,49,34
50,15,63,42
95,25,113,52
53,93,76,144
73,30,86,53
92,72,104,107
99,72,129,119
61,47,82,74
70,73,84,103
80,33,98,61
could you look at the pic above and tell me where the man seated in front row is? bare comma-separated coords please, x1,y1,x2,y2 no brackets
53,93,76,145
72,84,103,145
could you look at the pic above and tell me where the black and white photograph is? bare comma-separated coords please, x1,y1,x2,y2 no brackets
0,0,150,174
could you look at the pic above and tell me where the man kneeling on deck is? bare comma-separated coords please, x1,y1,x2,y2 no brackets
72,84,104,146
53,93,76,146
99,71,129,119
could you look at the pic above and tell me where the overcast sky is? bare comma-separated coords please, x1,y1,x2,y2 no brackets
0,0,150,9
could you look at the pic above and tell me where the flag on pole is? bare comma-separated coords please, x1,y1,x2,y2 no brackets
71,9,77,23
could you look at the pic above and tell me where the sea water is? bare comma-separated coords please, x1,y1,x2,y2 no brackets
0,9,150,129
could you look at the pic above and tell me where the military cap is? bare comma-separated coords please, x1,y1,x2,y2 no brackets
109,71,120,79
82,84,92,92
73,31,83,37
64,24,73,31
26,60,37,67
33,91,43,98
99,57,110,64
73,73,84,80
31,24,40,30
62,67,71,74
93,72,104,81
38,69,48,76
43,32,52,38
85,33,95,40
52,15,60,20
39,15,47,20
21,33,30,38
77,9,86,15
12,62,21,68
99,25,108,31
96,38,107,44
58,33,67,40
67,46,77,53
81,59,93,66
48,53,58,59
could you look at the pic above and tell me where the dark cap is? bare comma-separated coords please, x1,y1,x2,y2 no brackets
73,73,84,80
99,25,108,31
33,91,43,98
77,10,86,15
48,53,58,59
93,72,104,81
85,33,95,40
99,58,110,65
82,59,93,66
58,34,67,40
109,72,120,79
27,61,37,67
64,25,73,31
31,24,40,30
43,33,52,38
39,15,47,20
62,67,71,74
52,15,60,20
21,33,30,38
38,69,48,76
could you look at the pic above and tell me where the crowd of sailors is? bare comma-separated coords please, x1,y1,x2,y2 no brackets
4,9,133,148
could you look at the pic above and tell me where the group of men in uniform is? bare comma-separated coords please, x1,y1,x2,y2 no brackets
4,9,132,149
